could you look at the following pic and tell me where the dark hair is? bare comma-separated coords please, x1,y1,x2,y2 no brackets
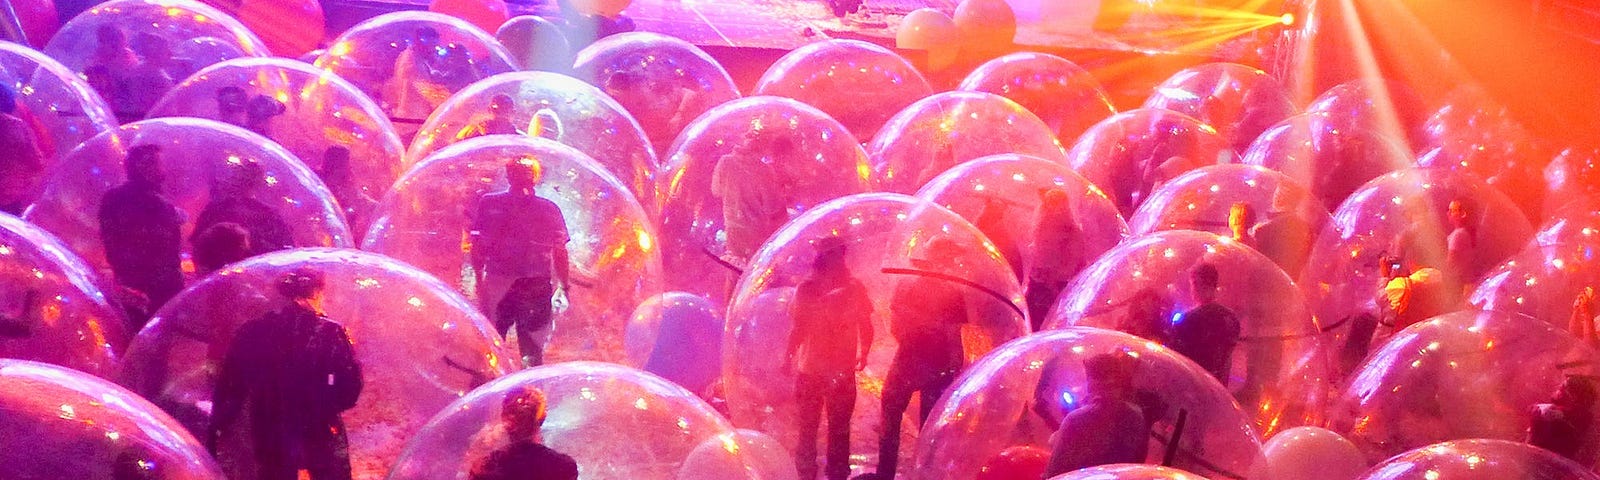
502,384,549,428
193,222,251,273
1191,263,1220,290
277,267,326,300
813,237,849,270
125,145,162,175
1084,352,1136,387
247,95,285,119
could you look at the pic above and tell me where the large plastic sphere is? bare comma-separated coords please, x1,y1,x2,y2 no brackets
0,213,128,378
752,39,932,141
574,32,741,157
655,96,868,307
496,15,571,72
404,71,658,206
914,329,1261,480
958,52,1117,146
25,117,353,276
314,11,516,137
0,41,118,210
0,359,224,479
1048,465,1214,480
1534,200,1600,248
388,362,730,480
1066,108,1235,218
1142,63,1297,154
363,135,660,363
1469,242,1600,328
1354,440,1599,480
1304,79,1428,153
868,91,1066,193
1242,113,1414,212
1545,147,1600,215
119,248,519,480
1332,311,1600,464
952,0,1017,52
146,57,404,231
1127,164,1330,278
1043,230,1328,436
724,193,1029,477
678,429,799,480
1250,427,1367,480
896,8,956,51
622,292,723,395
206,0,325,57
427,0,509,35
1417,143,1548,223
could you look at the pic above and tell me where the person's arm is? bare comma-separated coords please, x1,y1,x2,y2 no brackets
209,322,256,453
324,323,364,413
469,198,491,280
854,284,874,371
783,286,805,372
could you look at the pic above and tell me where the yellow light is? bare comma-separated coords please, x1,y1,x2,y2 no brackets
636,229,654,252
1280,13,1295,26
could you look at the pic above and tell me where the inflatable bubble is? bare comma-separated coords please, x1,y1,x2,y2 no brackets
868,91,1066,193
975,445,1050,480
1250,426,1367,480
679,429,799,480
655,96,868,307
1066,108,1235,218
724,193,1028,479
207,0,325,57
1304,79,1428,153
957,52,1116,145
0,359,224,479
1545,147,1600,215
897,8,956,53
1049,464,1214,480
1469,242,1600,329
915,153,1128,325
427,0,509,35
1534,200,1600,248
914,328,1262,480
573,32,741,157
1417,145,1547,224
752,39,932,141
0,41,118,212
496,15,571,72
1241,113,1414,213
44,0,268,121
1043,230,1328,436
388,362,730,480
623,292,723,396
403,71,658,207
1332,311,1600,465
952,0,1017,52
1143,63,1297,153
1127,164,1330,279
314,11,516,138
1354,439,1600,480
147,57,405,233
0,213,127,378
364,135,659,364
118,248,518,480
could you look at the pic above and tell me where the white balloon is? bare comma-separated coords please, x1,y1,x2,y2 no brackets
1250,427,1367,480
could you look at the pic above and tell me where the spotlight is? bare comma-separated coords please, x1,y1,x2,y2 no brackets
1280,13,1295,26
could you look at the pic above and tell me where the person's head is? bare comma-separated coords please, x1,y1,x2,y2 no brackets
1039,188,1070,211
414,27,441,48
501,385,549,439
1190,262,1220,302
193,222,251,273
215,86,247,116
488,93,515,119
96,25,127,49
910,237,964,270
277,267,327,309
505,157,540,192
320,146,354,186
1083,352,1137,397
129,33,171,62
246,95,285,122
125,144,164,186
213,161,267,198
812,237,850,276
1447,198,1473,229
1228,201,1256,241
1555,376,1599,413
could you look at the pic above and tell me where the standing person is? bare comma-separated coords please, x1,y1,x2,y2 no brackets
1529,376,1599,462
475,94,521,137
0,84,43,215
784,238,873,480
1250,189,1313,279
100,144,186,314
317,147,377,233
211,268,363,480
1169,263,1240,384
471,159,570,367
192,161,295,255
711,129,791,262
1227,201,1256,245
1043,353,1149,477
215,86,249,128
124,33,177,117
1028,189,1087,328
1444,198,1478,290
468,386,580,480
191,222,252,276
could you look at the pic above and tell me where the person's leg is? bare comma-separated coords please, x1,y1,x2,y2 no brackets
304,432,353,480
795,373,825,480
918,369,958,425
525,278,555,365
483,274,515,336
875,359,916,479
824,372,857,480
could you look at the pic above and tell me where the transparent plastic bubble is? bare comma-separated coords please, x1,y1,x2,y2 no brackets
1066,108,1235,219
957,52,1117,146
0,213,128,378
868,91,1066,193
1304,79,1428,153
678,428,799,480
25,117,353,280
914,328,1262,480
1417,144,1548,223
1127,164,1330,279
752,39,933,141
952,0,1018,51
388,361,731,480
1332,311,1600,465
44,0,268,121
915,153,1129,325
1469,243,1600,328
622,292,723,396
118,248,518,480
146,57,405,233
1544,147,1600,216
1355,439,1599,480
403,71,658,207
1534,200,1600,249
573,32,741,157
1250,426,1367,480
0,359,224,479
0,41,118,212
496,15,572,73
1142,63,1297,153
1048,464,1215,480
655,96,868,307
363,135,660,363
1042,230,1328,436
724,193,1028,478
215,0,325,57
314,11,516,138
1241,113,1414,213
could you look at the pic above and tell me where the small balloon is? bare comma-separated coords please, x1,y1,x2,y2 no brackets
1250,427,1367,480
953,0,1017,52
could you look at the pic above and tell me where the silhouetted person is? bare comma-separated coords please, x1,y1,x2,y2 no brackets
245,94,286,139
0,289,38,338
1571,287,1597,349
192,161,294,255
1444,198,1477,289
125,33,176,117
1043,353,1149,476
215,86,248,128
1117,287,1172,345
1530,376,1598,462
192,222,251,275
0,84,43,215
1169,263,1240,383
784,238,873,480
1227,201,1255,244
874,239,970,479
472,160,570,366
711,129,791,261
318,146,377,232
1028,189,1087,328
468,386,579,480
1250,189,1313,279
212,268,362,480
476,94,520,136
100,144,185,313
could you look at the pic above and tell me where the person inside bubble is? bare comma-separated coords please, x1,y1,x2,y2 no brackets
192,161,295,256
468,385,579,480
124,33,177,118
1444,198,1478,290
1027,189,1087,328
711,128,791,263
100,144,186,315
317,146,377,232
1250,188,1313,279
1227,201,1255,245
1043,352,1150,477
472,94,521,138
1571,287,1597,349
391,26,446,121
1117,287,1173,345
90,25,139,82
0,85,44,216
1376,253,1452,332
434,43,484,91
783,237,873,480
245,94,287,139
1169,263,1240,384
471,159,571,367
192,222,251,276
0,289,38,339
1529,375,1599,462
214,86,250,128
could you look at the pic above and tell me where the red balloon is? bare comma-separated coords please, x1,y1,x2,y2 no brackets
203,0,326,57
13,0,59,48
428,0,511,35
976,445,1050,480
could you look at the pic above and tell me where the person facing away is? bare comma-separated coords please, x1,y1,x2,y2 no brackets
784,237,873,480
191,222,252,276
1028,188,1087,328
100,144,186,314
1169,263,1241,384
317,146,377,232
476,93,521,137
1249,189,1314,279
211,268,363,480
469,386,580,480
1044,352,1149,477
192,161,295,255
471,159,570,367
124,32,177,117
215,86,249,128
711,128,792,261
1529,375,1599,462
874,239,971,479
0,84,44,215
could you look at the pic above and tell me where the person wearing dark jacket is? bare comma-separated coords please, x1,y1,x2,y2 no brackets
469,385,579,480
1169,263,1241,384
100,144,186,313
192,161,294,256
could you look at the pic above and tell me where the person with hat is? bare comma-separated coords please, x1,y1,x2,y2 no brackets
784,237,873,480
469,385,579,480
